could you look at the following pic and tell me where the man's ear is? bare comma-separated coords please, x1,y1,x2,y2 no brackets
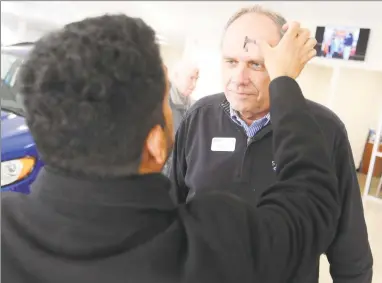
145,125,167,165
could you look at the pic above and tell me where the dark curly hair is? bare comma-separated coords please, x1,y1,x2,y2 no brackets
19,14,166,177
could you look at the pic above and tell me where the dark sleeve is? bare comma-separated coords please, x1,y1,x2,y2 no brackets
168,116,189,204
246,77,341,281
326,128,373,283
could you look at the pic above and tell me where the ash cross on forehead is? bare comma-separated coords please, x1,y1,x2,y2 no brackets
243,36,256,52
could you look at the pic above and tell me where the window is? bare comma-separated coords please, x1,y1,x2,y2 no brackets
1,53,25,116
1,53,18,81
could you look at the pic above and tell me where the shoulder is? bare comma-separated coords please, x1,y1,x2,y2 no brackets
185,93,226,120
1,191,19,201
1,192,26,228
306,100,348,147
1,192,25,210
306,100,346,132
175,93,226,135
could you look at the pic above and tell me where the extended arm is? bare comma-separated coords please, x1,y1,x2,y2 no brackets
248,77,340,282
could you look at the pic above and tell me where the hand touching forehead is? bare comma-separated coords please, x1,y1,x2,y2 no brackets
220,13,283,120
222,13,281,62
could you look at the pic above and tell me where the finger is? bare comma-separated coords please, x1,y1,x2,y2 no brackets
303,38,318,50
297,28,311,44
256,39,272,55
284,21,301,38
301,49,317,64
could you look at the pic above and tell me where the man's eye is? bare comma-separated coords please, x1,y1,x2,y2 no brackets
226,60,237,65
250,63,264,71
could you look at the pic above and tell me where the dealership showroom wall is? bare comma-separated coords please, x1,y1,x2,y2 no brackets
1,1,382,282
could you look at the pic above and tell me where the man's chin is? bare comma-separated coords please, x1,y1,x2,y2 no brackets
228,99,260,113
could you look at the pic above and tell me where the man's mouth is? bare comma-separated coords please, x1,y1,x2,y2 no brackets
228,90,254,96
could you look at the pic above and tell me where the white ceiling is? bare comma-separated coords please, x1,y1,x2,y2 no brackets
2,1,382,46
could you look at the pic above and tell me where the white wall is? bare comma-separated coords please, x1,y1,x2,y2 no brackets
296,65,333,106
298,19,382,166
182,35,223,100
1,26,18,44
160,44,184,72
285,64,382,166
330,68,382,166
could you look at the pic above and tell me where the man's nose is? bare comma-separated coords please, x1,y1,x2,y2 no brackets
231,63,250,84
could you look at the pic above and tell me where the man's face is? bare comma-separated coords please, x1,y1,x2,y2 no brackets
221,13,281,120
176,67,199,97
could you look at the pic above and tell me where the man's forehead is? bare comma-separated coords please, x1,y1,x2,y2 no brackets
222,13,280,55
222,34,263,60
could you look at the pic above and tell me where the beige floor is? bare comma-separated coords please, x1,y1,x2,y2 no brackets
319,192,382,282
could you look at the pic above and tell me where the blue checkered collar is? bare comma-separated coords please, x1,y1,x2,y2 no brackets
229,108,271,137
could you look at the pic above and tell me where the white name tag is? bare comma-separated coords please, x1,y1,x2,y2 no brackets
211,137,236,152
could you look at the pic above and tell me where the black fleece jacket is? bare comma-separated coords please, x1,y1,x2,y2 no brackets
170,85,373,283
2,76,339,283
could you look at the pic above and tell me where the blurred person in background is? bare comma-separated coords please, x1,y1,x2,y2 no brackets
170,5,373,283
162,60,198,175
1,13,341,283
343,32,354,60
329,31,342,58
169,60,199,133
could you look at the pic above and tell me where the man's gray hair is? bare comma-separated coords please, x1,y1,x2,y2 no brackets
223,5,287,38
170,59,199,81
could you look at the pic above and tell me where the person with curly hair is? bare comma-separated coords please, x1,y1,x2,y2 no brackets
2,14,340,283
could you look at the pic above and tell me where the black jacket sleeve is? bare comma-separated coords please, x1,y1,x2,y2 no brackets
326,128,373,283
245,77,341,282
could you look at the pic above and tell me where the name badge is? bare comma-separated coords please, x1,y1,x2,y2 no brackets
211,137,236,152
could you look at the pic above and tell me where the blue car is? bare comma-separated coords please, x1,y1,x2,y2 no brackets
1,43,43,194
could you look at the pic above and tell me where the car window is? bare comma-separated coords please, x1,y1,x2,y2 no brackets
1,53,25,116
10,64,21,87
0,82,24,116
1,53,18,81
